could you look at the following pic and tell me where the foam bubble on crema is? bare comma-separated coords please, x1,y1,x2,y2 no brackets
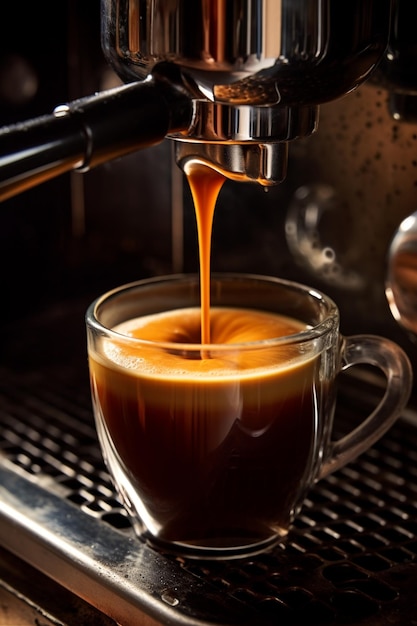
103,346,145,371
101,307,313,379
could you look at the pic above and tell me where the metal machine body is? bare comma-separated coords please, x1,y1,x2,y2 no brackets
0,0,392,197
103,0,391,184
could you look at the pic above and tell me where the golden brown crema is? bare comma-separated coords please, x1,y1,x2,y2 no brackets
98,306,311,378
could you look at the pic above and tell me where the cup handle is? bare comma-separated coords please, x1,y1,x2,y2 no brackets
318,335,413,480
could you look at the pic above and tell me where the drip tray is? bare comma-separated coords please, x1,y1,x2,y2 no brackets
0,364,417,625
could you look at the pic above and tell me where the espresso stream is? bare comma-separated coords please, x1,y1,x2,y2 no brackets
186,164,226,344
89,164,318,547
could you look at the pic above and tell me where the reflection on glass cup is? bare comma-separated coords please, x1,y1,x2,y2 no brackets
86,274,412,560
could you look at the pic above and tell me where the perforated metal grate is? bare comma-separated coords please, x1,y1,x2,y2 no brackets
0,365,416,625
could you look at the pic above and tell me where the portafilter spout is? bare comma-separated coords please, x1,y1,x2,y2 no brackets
0,0,392,200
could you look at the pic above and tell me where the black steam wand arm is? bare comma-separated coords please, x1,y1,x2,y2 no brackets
0,74,194,202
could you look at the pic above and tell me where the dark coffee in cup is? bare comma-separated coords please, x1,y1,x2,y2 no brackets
89,305,320,547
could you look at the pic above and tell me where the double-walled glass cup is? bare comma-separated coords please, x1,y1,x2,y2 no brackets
86,274,412,559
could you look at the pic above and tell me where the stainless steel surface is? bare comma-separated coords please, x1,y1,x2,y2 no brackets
104,0,390,115
175,133,289,185
0,547,118,625
0,463,250,626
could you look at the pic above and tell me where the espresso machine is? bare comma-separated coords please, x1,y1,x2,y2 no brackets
1,1,417,624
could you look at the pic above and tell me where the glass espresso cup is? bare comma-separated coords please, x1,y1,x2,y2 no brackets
86,273,412,560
